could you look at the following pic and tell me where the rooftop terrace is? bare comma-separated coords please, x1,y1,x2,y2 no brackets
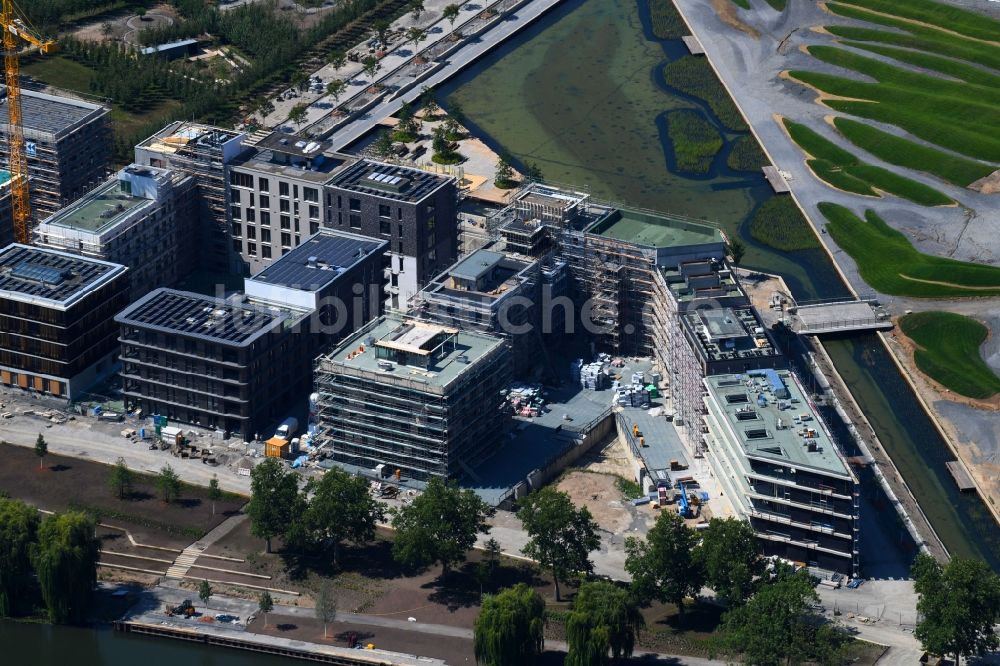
683,306,778,364
319,315,505,392
39,176,152,234
0,244,126,307
116,288,291,347
705,370,851,477
331,160,452,203
588,208,723,249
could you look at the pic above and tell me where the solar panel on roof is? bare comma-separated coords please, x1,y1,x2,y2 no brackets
11,261,68,287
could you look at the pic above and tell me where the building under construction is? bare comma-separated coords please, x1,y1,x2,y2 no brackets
0,89,111,220
314,314,511,481
134,122,249,274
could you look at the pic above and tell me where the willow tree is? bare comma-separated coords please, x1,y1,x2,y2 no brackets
474,583,545,666
565,581,643,666
0,498,40,616
31,511,99,623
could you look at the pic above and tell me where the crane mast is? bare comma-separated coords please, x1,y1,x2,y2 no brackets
1,0,55,244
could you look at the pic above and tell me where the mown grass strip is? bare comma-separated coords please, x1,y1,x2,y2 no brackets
833,0,1000,43
783,119,953,205
726,134,770,172
663,56,747,132
818,203,1000,297
900,312,1000,399
749,196,820,251
665,109,724,175
833,117,996,187
840,41,1000,89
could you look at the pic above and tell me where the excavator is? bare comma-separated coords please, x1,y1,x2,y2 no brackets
1,0,56,244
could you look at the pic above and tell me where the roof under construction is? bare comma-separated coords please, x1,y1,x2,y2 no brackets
0,89,107,138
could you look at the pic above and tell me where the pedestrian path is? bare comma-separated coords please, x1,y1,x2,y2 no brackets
164,511,247,579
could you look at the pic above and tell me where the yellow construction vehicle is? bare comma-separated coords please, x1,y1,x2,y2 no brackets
1,0,56,244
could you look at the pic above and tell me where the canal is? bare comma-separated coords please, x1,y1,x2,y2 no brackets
439,0,1000,568
0,621,290,665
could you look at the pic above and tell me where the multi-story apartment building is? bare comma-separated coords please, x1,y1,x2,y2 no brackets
314,314,511,481
703,370,860,576
134,122,248,273
227,134,348,274
0,174,12,248
327,160,457,310
116,288,313,439
0,90,111,219
0,244,128,398
34,165,197,300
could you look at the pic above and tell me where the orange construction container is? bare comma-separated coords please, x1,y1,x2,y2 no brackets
265,437,291,459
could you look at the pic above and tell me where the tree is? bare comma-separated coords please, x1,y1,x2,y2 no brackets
432,124,451,158
728,238,746,267
420,86,439,118
198,579,213,606
157,464,181,504
101,22,113,38
374,129,394,158
474,583,545,666
288,102,309,129
136,7,147,20
409,0,425,21
208,476,223,516
442,115,462,141
517,487,600,601
291,70,309,93
31,511,99,623
524,162,544,182
407,26,426,56
698,517,762,606
443,3,461,28
391,478,493,575
362,55,382,85
315,581,337,638
913,554,1000,666
35,434,47,470
397,100,416,135
716,570,847,666
247,458,300,553
0,497,40,617
109,457,133,500
624,510,702,614
565,581,643,666
258,590,274,627
254,97,274,120
372,18,392,50
475,537,502,595
326,79,346,105
494,157,516,189
305,468,385,565
328,49,347,71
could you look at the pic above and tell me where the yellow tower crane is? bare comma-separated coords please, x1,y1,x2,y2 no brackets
1,0,56,244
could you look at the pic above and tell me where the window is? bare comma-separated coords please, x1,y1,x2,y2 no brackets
349,198,361,211
280,199,290,213
379,204,391,218
427,216,435,230
233,238,243,253
230,206,241,220
232,223,242,237
744,428,770,440
725,393,749,405
310,222,319,234
349,214,361,229
309,205,319,220
259,178,269,193
379,220,391,235
246,226,256,240
280,215,291,229
398,256,404,271
279,182,289,196
247,242,257,256
397,223,403,238
293,185,299,197
229,172,252,188
260,211,271,226
246,209,255,223
262,245,272,258
281,232,291,247
260,195,270,209
304,187,319,203
261,229,271,243
231,189,241,203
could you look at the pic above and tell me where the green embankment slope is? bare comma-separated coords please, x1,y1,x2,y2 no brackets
899,312,1000,399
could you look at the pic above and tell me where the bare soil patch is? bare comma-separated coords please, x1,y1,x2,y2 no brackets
556,470,634,534
711,0,760,39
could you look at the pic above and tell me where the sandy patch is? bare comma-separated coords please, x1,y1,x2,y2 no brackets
710,0,760,39
556,470,634,535
969,169,1000,194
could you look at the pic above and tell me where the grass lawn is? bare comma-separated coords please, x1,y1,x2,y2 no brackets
22,56,97,93
665,109,724,175
840,41,1000,89
833,117,996,188
663,56,747,132
730,0,751,8
727,134,769,172
782,119,953,205
749,196,820,251
833,0,1000,42
900,311,1000,399
818,202,1000,297
648,0,687,40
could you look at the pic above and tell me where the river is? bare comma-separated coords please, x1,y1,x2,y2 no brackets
439,0,1000,568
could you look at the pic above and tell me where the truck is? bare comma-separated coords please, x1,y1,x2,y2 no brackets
274,417,299,441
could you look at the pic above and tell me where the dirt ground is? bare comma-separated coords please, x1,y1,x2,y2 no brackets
556,469,636,535
69,4,178,45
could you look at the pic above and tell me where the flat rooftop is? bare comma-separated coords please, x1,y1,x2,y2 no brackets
320,316,505,391
0,244,126,307
139,122,243,158
39,177,151,233
331,160,452,203
705,370,852,477
116,288,289,347
449,249,506,282
232,148,347,183
0,89,106,137
683,306,779,364
589,208,723,249
249,230,386,292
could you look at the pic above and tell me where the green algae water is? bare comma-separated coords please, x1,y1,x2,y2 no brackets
441,0,847,300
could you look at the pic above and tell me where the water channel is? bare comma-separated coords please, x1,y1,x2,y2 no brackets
439,0,1000,568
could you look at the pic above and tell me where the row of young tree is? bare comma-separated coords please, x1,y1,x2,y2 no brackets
0,497,99,623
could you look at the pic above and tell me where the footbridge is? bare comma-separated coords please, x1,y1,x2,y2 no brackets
789,298,893,335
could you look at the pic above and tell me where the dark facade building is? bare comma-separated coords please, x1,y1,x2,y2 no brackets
0,244,128,398
116,288,312,440
326,160,457,310
0,90,111,220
